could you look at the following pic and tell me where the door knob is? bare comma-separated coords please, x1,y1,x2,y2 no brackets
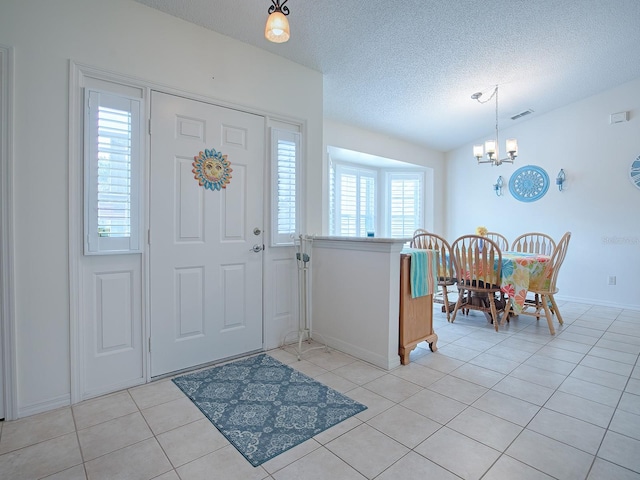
250,244,264,253
253,227,262,236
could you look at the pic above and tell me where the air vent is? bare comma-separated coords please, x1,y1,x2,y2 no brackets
511,109,534,121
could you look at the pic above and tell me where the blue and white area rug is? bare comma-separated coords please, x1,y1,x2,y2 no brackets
172,353,367,466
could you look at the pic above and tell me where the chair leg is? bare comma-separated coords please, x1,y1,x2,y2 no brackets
450,289,465,323
442,285,450,321
532,294,544,320
500,299,512,327
540,294,555,334
463,290,472,315
549,294,563,325
488,295,499,332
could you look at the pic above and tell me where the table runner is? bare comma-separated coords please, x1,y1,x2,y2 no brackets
500,252,551,314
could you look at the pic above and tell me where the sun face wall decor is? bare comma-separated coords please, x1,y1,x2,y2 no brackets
192,148,233,191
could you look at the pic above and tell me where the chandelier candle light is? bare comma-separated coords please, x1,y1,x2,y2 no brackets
265,0,290,43
472,85,518,166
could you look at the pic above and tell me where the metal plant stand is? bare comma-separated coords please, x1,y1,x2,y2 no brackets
292,234,326,360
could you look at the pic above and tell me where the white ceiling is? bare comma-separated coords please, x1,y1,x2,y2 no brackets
133,0,640,152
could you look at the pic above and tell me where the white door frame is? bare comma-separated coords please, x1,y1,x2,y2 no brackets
69,63,150,403
0,44,17,421
69,61,303,402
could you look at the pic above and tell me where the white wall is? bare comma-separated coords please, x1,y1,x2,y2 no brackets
0,0,323,415
323,120,446,234
446,78,640,310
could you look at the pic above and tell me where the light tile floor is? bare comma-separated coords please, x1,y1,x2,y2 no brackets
1,302,640,479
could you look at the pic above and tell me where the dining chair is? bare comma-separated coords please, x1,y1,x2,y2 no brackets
485,232,509,251
511,232,557,308
413,228,429,236
511,232,556,255
519,232,572,334
410,232,456,320
450,235,507,331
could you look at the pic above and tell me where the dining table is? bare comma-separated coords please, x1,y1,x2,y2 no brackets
498,251,552,315
441,248,552,318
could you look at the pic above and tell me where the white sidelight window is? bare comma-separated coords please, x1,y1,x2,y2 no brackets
271,127,301,246
84,86,142,254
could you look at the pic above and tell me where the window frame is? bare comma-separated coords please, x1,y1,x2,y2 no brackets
83,82,144,255
384,170,425,238
329,159,426,238
270,126,301,246
332,163,377,237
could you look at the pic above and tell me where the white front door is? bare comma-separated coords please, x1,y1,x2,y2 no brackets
149,91,265,377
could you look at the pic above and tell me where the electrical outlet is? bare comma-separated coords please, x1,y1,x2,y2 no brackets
608,275,616,286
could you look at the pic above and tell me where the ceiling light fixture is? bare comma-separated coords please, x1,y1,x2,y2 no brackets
472,85,517,166
265,0,290,43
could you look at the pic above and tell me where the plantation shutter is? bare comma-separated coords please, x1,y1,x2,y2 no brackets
84,88,141,254
328,158,336,235
388,172,424,238
271,128,300,245
334,164,376,237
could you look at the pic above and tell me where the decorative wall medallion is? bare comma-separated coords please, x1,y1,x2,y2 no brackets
509,165,549,202
192,148,232,191
630,155,640,190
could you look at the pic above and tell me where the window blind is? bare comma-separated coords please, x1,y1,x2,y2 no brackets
84,88,141,254
388,173,423,238
96,105,132,238
271,128,300,246
334,164,376,237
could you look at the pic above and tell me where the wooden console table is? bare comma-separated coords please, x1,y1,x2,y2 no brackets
399,253,438,364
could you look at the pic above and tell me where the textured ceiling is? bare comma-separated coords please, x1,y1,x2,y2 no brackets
133,0,640,152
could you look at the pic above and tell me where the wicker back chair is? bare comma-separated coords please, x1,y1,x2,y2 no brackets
450,235,506,331
511,232,556,255
410,233,456,320
520,232,572,334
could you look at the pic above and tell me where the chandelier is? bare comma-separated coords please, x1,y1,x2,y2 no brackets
265,0,290,43
472,85,517,166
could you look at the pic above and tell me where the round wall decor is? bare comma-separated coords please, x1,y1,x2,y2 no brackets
630,155,640,190
509,165,550,202
192,148,233,191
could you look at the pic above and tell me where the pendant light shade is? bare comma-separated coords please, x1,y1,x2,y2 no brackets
265,1,290,43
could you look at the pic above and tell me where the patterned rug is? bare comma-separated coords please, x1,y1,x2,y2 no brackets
172,353,367,466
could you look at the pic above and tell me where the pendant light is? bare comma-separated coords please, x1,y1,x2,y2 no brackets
472,85,518,166
265,0,290,43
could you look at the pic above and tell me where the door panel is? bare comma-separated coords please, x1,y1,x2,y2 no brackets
82,255,144,397
150,91,265,377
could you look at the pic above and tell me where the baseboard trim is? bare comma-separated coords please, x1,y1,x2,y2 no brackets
81,377,146,403
555,295,640,312
18,393,71,419
311,331,400,370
